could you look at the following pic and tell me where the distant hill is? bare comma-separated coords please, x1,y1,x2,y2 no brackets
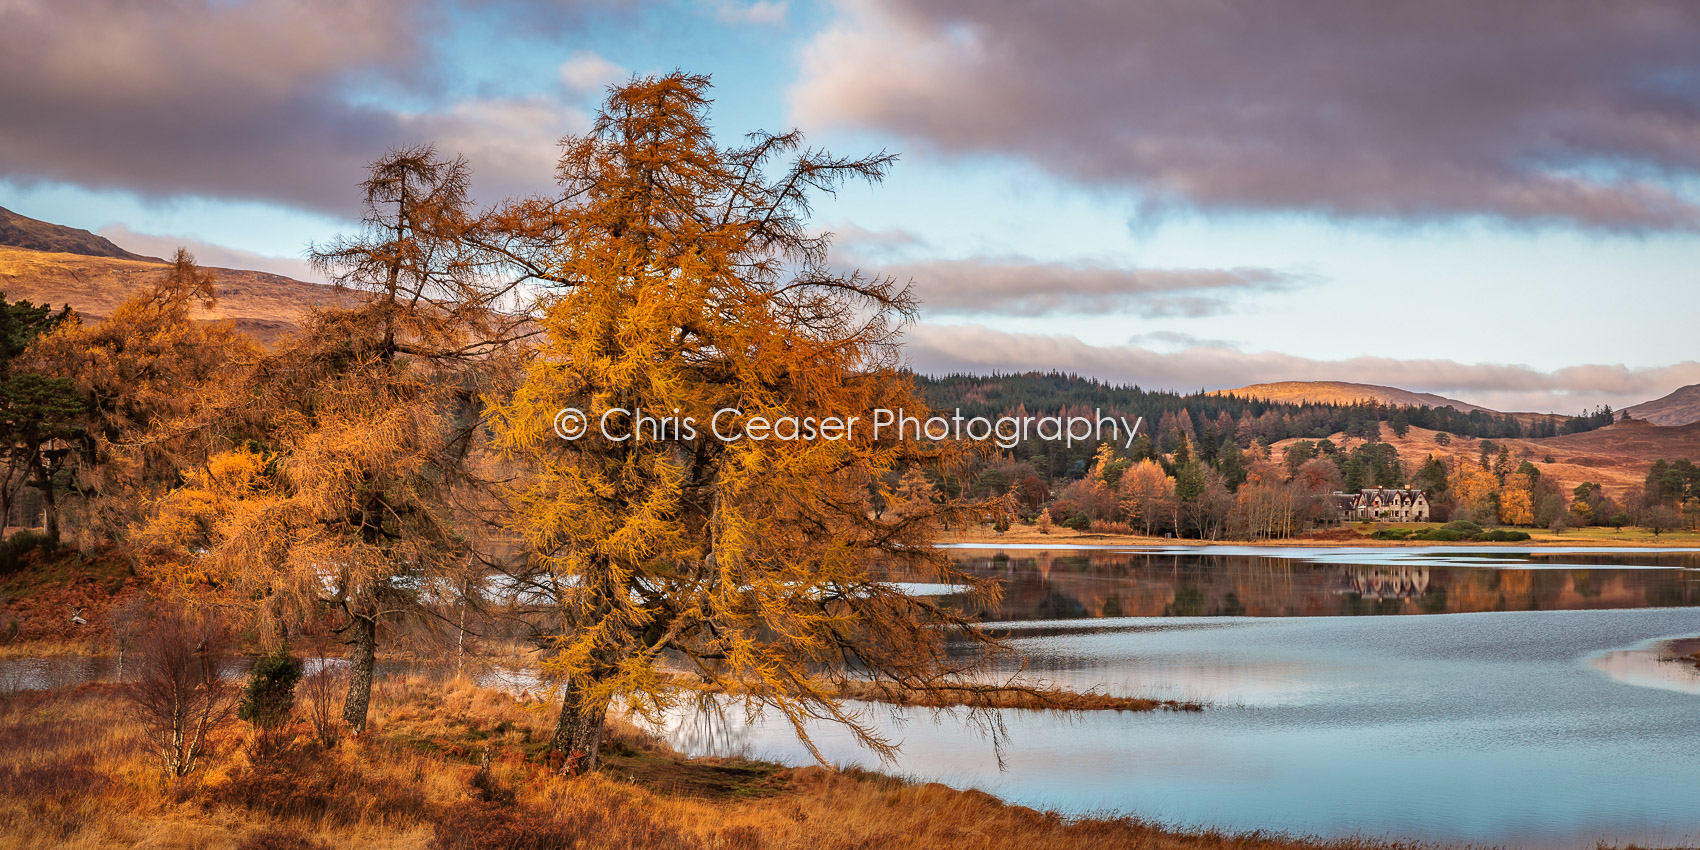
0,245,342,345
1271,419,1700,500
0,205,159,261
1624,384,1700,427
1210,381,1493,414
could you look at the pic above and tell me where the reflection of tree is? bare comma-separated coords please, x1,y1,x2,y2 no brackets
933,551,1699,621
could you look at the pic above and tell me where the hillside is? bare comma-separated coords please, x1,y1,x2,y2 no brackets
1272,419,1700,499
1624,384,1700,426
0,245,341,344
1211,380,1492,413
0,205,157,261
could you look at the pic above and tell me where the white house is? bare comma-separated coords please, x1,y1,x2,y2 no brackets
1334,488,1430,522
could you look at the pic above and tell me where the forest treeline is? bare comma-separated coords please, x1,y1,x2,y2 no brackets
938,422,1700,541
918,372,1614,482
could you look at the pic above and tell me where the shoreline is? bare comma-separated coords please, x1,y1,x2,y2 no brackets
942,527,1700,549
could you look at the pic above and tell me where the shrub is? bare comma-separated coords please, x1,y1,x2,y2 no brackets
1089,520,1135,535
240,645,303,759
1062,513,1091,531
1475,529,1531,542
128,611,237,777
1441,520,1483,535
1370,529,1410,540
299,664,347,749
1422,529,1465,542
0,529,51,573
239,646,303,729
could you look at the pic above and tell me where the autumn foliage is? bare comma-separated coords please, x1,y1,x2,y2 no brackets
484,73,999,770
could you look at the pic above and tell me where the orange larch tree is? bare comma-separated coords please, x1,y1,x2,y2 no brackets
140,149,523,734
485,74,1001,773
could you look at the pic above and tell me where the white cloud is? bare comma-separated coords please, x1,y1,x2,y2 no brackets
901,323,1700,414
400,96,591,199
96,225,324,283
717,1,787,25
558,50,627,96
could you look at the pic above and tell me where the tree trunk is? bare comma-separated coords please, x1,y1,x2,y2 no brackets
342,614,378,734
550,673,611,775
30,457,59,544
454,600,466,678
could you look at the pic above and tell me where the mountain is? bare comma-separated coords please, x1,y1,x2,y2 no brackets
0,246,342,345
1624,384,1700,427
1209,380,1493,413
0,205,346,343
0,205,158,261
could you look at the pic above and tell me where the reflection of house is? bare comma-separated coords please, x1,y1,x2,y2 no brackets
1346,566,1430,599
1334,488,1429,522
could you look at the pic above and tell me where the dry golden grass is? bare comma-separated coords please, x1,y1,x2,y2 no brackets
0,639,104,659
0,676,1444,850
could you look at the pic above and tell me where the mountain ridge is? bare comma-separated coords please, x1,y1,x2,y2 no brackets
1209,380,1494,413
0,246,342,345
0,205,159,262
1624,384,1700,427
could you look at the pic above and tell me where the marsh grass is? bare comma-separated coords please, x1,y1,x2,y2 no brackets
829,679,1204,713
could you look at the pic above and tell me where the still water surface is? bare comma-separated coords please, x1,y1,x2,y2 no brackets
665,547,1700,849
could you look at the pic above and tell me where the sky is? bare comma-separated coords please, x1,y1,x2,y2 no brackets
3,0,1699,414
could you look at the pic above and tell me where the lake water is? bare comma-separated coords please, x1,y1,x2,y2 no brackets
663,546,1700,849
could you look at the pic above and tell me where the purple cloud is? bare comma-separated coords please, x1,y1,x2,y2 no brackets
832,226,1299,317
878,257,1295,317
795,0,1700,231
0,0,606,214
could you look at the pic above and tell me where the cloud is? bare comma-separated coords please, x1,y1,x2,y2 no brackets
902,323,1700,414
0,0,602,215
559,51,627,95
794,0,1700,231
96,225,324,283
1127,331,1241,351
717,1,787,25
832,225,1298,317
881,257,1296,317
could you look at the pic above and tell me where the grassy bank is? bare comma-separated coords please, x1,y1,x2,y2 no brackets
0,676,1432,850
943,523,1700,548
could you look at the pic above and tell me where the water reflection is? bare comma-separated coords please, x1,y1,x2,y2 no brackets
933,548,1700,621
663,606,1700,849
1590,638,1700,696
